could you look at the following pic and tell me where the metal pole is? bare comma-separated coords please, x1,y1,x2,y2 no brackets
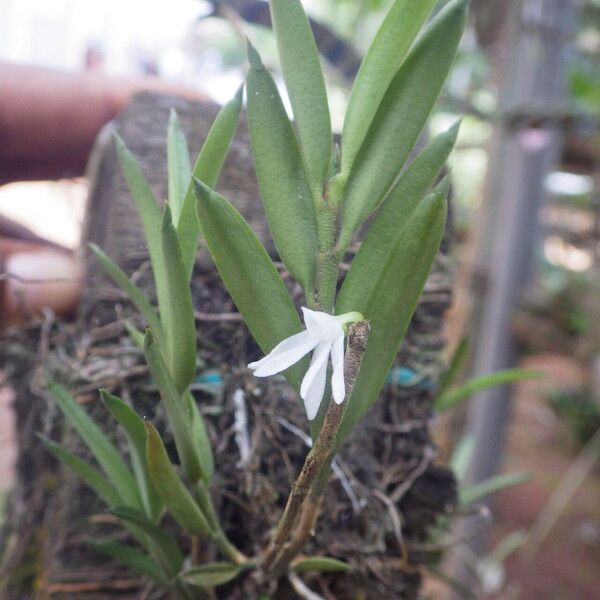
453,0,577,581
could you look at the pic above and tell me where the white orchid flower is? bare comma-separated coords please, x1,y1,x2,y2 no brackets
248,307,364,420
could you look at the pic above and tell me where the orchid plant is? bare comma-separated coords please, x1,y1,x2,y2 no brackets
43,0,468,597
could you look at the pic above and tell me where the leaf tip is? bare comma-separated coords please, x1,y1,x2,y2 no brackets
234,82,244,103
246,39,263,71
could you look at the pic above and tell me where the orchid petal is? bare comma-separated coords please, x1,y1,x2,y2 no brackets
301,307,343,342
330,334,346,404
248,330,318,377
301,341,331,420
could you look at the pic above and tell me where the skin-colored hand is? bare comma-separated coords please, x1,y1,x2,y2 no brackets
0,62,206,327
0,217,81,327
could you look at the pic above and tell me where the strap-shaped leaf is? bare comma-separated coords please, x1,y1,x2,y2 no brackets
460,473,530,506
438,334,469,398
246,42,318,292
110,506,184,576
341,0,437,176
38,434,121,507
167,109,192,226
161,205,197,393
115,136,169,329
124,319,145,350
194,180,306,388
435,369,542,413
93,539,170,585
340,0,468,242
145,421,212,536
179,562,245,587
48,380,141,509
178,86,244,279
270,0,332,190
89,243,166,348
101,390,162,521
143,330,205,483
292,556,352,573
336,190,448,444
185,391,214,482
449,435,475,482
337,123,459,313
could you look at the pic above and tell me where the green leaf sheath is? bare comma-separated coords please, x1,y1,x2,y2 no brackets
110,506,184,577
48,380,141,508
292,556,352,573
179,562,245,587
100,390,162,521
246,42,318,292
145,421,212,536
341,0,437,176
340,0,468,242
194,180,306,388
269,0,332,192
178,86,244,278
336,122,459,313
93,539,170,586
336,190,448,445
114,136,170,331
167,109,192,226
185,390,214,482
435,369,543,412
38,435,122,507
143,330,205,483
161,205,197,393
89,243,166,348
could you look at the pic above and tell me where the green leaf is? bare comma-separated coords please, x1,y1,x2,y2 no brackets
340,0,468,241
167,109,192,226
246,41,318,291
336,190,448,445
145,421,212,536
460,472,530,506
435,369,543,413
338,178,449,313
110,506,184,576
38,434,121,507
124,319,145,350
178,86,244,278
48,379,141,509
438,333,469,398
270,0,332,190
185,391,214,482
100,390,162,521
115,135,169,332
292,556,352,573
93,539,170,585
342,0,437,176
143,330,205,483
194,180,305,388
89,243,166,348
161,204,197,393
336,122,456,312
179,562,245,587
449,435,475,482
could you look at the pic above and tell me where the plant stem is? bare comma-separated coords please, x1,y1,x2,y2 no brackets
194,480,248,565
261,321,370,576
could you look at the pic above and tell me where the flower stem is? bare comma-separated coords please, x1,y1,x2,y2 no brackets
261,321,370,577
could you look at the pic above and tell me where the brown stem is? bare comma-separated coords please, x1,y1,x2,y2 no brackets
262,321,370,576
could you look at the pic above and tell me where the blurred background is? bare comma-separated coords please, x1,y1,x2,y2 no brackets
0,0,599,597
